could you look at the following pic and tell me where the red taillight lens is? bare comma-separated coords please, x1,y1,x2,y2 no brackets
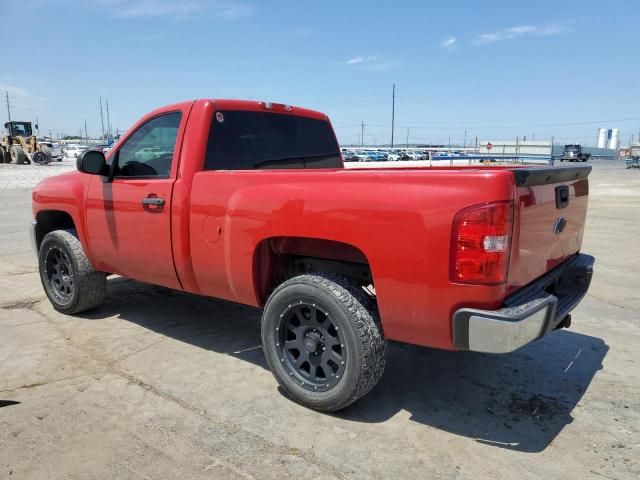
450,201,514,285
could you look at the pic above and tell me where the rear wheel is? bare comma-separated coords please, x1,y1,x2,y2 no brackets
261,274,386,411
38,230,106,314
9,145,27,165
0,147,8,163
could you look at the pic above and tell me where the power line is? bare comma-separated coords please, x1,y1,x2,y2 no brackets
335,116,640,131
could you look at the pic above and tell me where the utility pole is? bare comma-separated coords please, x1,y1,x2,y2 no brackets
360,121,365,147
475,136,478,153
84,119,88,145
463,129,467,148
390,84,395,148
5,91,11,122
406,127,410,148
99,97,105,141
48,129,53,141
106,98,111,138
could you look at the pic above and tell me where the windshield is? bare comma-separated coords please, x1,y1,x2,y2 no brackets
205,110,340,170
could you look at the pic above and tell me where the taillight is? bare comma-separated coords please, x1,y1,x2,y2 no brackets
450,201,514,285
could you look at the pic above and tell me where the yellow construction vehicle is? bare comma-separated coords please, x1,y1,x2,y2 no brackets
0,121,51,165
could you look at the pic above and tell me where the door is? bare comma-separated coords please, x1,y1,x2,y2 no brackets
85,111,183,289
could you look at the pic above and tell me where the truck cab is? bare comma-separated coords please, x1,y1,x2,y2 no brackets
561,144,590,162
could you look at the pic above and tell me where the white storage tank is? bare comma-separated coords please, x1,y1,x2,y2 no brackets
597,128,609,148
609,128,620,150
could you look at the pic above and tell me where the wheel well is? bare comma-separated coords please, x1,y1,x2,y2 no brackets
253,237,373,305
35,210,76,249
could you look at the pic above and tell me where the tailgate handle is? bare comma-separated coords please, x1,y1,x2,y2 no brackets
556,186,569,209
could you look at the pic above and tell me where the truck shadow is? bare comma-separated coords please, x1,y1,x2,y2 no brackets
336,334,607,453
82,277,607,454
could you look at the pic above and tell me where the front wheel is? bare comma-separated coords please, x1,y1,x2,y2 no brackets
38,230,106,314
261,274,386,411
9,145,27,164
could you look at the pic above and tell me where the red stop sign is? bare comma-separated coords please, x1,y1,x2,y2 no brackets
486,142,493,151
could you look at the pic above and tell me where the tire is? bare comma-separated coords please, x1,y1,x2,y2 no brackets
0,147,8,163
261,273,386,411
9,145,27,165
39,145,53,163
38,230,106,314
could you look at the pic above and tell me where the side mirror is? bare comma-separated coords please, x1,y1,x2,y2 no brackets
77,150,109,176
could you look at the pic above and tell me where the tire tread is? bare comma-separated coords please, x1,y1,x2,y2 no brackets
40,230,106,314
266,273,386,411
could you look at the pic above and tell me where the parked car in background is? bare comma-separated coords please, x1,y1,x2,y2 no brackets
63,144,88,160
39,142,63,161
341,150,360,162
134,146,171,162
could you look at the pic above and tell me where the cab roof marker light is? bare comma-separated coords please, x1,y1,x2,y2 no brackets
260,102,293,112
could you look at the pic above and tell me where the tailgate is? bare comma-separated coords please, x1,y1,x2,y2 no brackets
507,166,591,292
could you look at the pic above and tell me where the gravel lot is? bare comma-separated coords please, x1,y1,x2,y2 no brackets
0,160,638,479
0,159,76,190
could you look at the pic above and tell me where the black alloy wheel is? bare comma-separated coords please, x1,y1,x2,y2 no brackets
277,300,346,392
261,274,386,411
44,246,74,305
38,230,106,314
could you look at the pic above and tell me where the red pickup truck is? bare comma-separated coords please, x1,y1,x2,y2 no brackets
31,99,594,411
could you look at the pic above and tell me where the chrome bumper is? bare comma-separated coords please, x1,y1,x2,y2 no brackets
453,254,594,354
29,220,38,257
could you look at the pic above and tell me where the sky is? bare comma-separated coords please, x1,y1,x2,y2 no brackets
3,0,640,146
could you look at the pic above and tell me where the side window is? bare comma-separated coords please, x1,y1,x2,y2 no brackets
114,112,182,178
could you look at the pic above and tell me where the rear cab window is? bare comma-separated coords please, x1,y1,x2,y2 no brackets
204,110,341,170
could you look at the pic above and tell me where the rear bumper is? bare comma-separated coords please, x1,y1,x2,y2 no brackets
452,253,594,353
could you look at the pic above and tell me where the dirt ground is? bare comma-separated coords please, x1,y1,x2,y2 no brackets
0,160,638,479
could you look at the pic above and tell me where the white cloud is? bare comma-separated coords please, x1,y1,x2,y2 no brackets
474,22,573,45
101,0,254,20
441,37,457,48
343,55,389,70
215,1,254,19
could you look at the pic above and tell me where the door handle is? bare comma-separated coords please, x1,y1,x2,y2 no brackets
142,197,165,206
